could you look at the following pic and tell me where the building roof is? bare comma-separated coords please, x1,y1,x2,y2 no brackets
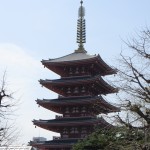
36,96,119,114
0,146,32,150
40,75,118,96
42,53,117,77
43,52,96,63
40,75,109,84
33,117,112,132
30,139,78,149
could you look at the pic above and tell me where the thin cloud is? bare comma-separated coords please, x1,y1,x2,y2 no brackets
0,43,58,144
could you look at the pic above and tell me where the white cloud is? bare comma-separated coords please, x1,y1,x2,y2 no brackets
0,43,40,79
0,43,58,144
0,43,41,96
0,43,38,67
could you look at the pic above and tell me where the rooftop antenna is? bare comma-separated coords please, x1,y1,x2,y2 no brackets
75,0,87,53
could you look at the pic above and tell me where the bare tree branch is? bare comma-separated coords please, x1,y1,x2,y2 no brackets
0,71,20,146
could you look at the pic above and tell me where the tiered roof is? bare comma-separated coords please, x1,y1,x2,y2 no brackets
42,53,117,77
36,96,119,114
30,1,119,150
30,139,78,150
40,75,118,96
33,117,112,133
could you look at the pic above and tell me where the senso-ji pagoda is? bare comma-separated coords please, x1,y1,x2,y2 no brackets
30,1,119,150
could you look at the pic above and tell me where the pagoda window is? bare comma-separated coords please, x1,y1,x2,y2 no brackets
62,128,69,138
74,87,79,94
63,128,68,134
81,127,88,138
65,107,69,113
81,66,85,73
71,127,78,134
81,127,87,134
67,87,71,94
75,67,79,74
72,107,79,113
91,64,94,68
81,106,86,113
69,68,73,75
81,86,85,93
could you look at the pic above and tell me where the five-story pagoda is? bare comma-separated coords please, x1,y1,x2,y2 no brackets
30,1,119,150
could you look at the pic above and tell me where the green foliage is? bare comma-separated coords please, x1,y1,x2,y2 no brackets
73,127,150,150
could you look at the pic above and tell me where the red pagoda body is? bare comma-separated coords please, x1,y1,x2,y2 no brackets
30,1,119,150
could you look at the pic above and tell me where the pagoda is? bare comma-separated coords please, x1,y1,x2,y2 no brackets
30,1,119,150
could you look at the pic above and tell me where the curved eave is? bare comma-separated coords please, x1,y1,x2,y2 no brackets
30,143,72,149
42,56,97,66
40,75,118,96
36,96,120,114
33,117,111,132
36,98,97,114
30,139,78,149
30,142,73,149
96,55,117,75
41,53,97,64
42,55,116,76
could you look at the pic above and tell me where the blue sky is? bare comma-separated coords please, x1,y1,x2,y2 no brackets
0,0,150,144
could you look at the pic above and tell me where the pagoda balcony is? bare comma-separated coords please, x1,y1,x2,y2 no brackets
55,115,63,119
36,96,120,114
40,75,118,96
53,136,61,140
33,117,112,133
30,138,79,150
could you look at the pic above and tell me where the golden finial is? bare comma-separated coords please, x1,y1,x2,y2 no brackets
75,0,87,53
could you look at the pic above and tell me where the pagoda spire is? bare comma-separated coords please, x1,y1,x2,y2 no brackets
75,0,87,53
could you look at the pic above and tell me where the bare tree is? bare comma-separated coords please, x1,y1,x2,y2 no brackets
73,29,150,150
0,72,19,146
114,28,150,148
